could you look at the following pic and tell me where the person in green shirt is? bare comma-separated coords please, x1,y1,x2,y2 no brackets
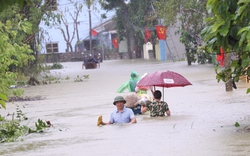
141,90,171,117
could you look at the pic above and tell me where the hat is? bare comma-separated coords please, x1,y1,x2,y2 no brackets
113,96,126,105
130,71,139,79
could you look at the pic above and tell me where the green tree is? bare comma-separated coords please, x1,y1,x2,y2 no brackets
0,1,56,143
1,0,60,72
154,0,208,65
0,0,31,12
127,0,158,58
0,0,59,108
0,13,34,109
100,0,133,59
201,0,250,92
100,0,157,59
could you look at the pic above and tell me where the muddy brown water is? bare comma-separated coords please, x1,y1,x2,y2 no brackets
1,59,250,156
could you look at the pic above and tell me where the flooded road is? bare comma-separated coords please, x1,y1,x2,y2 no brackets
1,59,250,156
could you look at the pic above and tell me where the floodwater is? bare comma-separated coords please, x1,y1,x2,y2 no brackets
1,59,250,156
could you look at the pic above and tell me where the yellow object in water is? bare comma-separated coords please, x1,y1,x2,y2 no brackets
97,115,103,126
138,93,151,101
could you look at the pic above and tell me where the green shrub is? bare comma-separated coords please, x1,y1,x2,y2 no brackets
50,63,63,69
0,105,49,143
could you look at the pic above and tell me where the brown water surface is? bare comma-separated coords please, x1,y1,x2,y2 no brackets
1,60,250,156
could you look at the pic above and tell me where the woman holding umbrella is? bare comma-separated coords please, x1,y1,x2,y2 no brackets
141,90,171,117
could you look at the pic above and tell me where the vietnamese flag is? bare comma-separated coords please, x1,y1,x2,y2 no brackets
112,37,118,49
144,27,151,43
155,25,167,40
91,29,98,36
216,47,224,66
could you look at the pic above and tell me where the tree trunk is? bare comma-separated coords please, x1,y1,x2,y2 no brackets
69,43,73,52
122,4,132,59
224,52,233,91
76,22,80,42
125,24,132,59
186,49,191,65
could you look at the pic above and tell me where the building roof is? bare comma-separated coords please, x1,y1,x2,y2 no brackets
93,18,116,32
83,18,116,40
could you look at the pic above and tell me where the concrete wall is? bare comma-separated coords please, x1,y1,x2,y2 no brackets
166,25,186,61
40,51,135,63
142,26,186,61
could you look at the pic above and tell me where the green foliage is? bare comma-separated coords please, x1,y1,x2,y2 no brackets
126,0,158,47
0,0,63,97
33,119,48,133
154,0,182,27
0,2,61,143
12,88,25,98
0,13,33,101
65,75,70,80
74,75,83,82
247,88,250,94
0,94,8,109
155,0,208,65
235,122,240,127
16,105,28,121
197,50,212,64
101,0,157,58
74,75,89,82
0,105,49,143
50,63,64,70
41,73,61,84
0,0,31,12
202,0,250,93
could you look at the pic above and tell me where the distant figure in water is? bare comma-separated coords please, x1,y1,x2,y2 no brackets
83,54,98,69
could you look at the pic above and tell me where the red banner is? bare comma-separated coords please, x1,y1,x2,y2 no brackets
91,29,98,36
144,27,151,43
112,38,118,49
216,47,224,66
155,25,167,40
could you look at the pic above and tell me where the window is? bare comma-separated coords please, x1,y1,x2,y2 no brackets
45,0,57,11
46,42,59,53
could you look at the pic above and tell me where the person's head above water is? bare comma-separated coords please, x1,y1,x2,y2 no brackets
130,71,139,79
113,96,126,105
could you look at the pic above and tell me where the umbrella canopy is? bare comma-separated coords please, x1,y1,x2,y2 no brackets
137,70,192,88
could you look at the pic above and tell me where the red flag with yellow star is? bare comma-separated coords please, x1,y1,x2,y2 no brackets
145,27,151,43
155,25,167,40
91,29,98,36
216,47,224,66
112,37,118,49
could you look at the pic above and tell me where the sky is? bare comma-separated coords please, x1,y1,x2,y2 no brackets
40,0,115,53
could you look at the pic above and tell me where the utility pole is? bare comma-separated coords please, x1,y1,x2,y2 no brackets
88,6,92,55
101,20,104,61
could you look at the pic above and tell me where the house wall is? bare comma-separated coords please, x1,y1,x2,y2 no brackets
140,26,186,61
40,51,133,63
166,26,186,61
